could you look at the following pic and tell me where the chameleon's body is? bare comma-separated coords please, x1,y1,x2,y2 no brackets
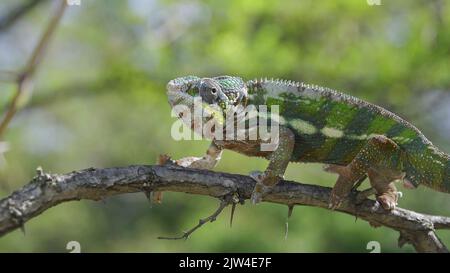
166,76,450,210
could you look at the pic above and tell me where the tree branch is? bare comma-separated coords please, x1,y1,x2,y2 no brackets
0,165,449,252
0,0,48,33
0,0,66,138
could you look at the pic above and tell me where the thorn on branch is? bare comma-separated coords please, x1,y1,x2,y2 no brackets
142,189,163,206
143,189,152,205
285,204,294,240
229,203,236,228
398,232,409,248
35,166,53,183
36,166,44,176
142,182,155,206
34,166,65,193
229,193,240,228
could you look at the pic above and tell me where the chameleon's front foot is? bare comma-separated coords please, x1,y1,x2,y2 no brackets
328,190,346,210
249,171,269,204
250,190,263,205
367,168,402,211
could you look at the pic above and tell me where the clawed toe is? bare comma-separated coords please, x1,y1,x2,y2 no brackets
250,191,263,204
328,192,344,210
376,194,397,211
249,171,265,205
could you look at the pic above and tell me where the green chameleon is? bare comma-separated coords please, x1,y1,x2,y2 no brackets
166,75,450,210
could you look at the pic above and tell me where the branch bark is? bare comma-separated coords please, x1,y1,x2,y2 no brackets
0,165,449,252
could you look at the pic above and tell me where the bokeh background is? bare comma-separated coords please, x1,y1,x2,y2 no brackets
0,0,449,252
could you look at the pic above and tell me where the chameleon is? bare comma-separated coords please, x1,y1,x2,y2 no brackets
165,75,450,210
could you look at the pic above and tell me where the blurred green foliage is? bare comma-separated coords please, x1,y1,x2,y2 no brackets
0,0,449,252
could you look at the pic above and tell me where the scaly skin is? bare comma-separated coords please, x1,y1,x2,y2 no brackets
166,76,450,210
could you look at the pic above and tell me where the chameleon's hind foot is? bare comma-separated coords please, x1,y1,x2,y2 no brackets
367,168,402,211
373,181,399,211
376,192,397,210
327,135,405,210
327,165,362,210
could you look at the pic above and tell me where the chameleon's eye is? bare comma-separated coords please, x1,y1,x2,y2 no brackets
199,78,221,104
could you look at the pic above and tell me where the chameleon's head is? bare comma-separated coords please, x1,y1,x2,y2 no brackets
166,75,247,110
167,76,247,138
166,75,247,138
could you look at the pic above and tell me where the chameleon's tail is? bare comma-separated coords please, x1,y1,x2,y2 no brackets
404,145,450,193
